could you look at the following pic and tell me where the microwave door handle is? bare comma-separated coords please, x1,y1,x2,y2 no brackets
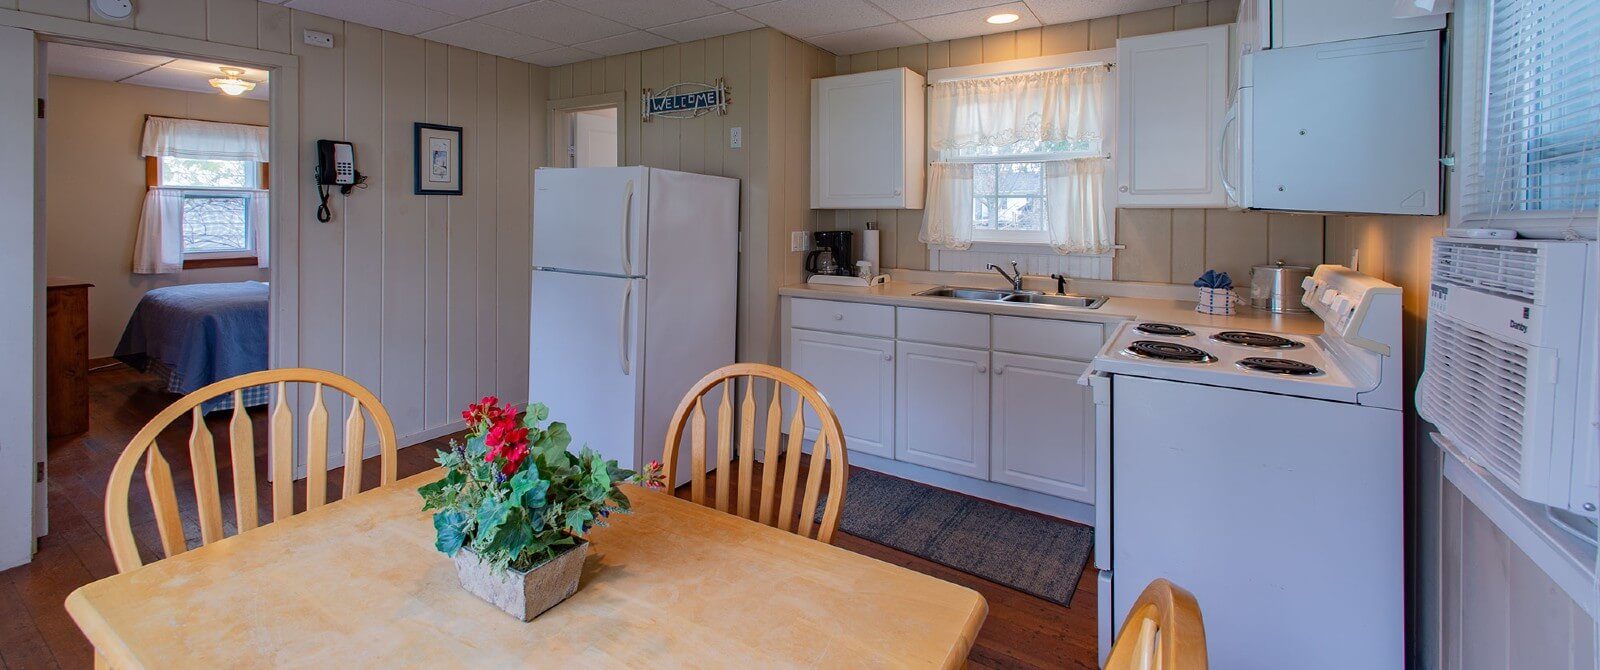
620,180,634,276
1219,100,1239,206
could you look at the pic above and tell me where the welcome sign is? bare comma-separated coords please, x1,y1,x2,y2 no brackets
642,78,730,121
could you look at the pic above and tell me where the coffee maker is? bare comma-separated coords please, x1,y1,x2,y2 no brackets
806,230,854,277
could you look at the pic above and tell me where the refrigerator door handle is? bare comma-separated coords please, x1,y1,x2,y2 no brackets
618,280,633,375
621,180,634,276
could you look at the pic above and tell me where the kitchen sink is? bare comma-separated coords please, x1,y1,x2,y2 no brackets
914,286,1107,309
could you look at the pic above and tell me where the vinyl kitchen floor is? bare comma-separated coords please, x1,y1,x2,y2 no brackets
0,364,1098,669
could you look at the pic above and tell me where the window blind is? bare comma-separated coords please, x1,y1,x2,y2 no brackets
1460,0,1600,227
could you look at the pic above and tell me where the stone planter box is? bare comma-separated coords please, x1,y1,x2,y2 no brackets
453,540,588,621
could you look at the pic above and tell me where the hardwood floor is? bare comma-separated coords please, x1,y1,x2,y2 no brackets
0,365,1099,669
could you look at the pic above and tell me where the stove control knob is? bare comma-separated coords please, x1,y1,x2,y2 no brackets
1320,289,1341,306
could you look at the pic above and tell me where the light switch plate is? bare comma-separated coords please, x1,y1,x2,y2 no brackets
303,29,334,48
790,231,809,252
729,126,742,149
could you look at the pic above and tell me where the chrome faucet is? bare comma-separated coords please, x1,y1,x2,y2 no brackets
987,261,1024,292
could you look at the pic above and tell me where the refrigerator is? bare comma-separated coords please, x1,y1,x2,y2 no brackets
530,166,739,481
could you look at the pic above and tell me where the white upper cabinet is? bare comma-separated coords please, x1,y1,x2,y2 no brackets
811,68,926,210
1115,25,1230,208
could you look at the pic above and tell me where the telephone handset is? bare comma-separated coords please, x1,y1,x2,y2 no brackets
314,140,365,222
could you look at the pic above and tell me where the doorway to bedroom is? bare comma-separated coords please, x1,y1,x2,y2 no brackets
40,42,275,466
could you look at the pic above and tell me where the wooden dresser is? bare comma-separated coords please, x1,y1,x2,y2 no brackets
47,277,93,438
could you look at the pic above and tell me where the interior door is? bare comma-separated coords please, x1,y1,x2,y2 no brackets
895,341,989,478
532,166,648,276
528,270,642,470
0,25,37,570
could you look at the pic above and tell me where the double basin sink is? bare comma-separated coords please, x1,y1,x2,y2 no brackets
915,286,1108,309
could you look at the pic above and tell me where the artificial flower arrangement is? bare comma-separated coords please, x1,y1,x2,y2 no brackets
418,396,663,580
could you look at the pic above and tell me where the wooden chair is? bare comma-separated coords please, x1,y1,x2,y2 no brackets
662,363,848,543
104,368,398,573
1105,578,1209,670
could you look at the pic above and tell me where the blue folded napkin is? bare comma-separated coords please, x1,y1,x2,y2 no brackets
1193,270,1232,289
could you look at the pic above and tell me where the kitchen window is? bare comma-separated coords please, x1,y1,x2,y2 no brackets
1453,0,1600,234
922,54,1112,254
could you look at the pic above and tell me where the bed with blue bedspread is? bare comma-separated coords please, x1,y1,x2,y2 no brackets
114,281,270,413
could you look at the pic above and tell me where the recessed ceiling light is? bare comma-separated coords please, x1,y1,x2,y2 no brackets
986,12,1020,25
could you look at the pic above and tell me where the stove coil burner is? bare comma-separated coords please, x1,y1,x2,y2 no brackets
1212,331,1304,349
1135,322,1195,337
1237,357,1322,376
1124,340,1217,364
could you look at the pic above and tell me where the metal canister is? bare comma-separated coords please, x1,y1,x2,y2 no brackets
1249,260,1312,313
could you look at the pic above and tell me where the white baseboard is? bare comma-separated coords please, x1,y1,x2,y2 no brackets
846,451,1096,527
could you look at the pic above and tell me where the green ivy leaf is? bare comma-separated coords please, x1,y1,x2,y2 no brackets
473,496,512,548
433,509,468,555
563,507,594,534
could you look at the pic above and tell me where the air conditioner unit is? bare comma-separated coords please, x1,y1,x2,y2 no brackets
1419,238,1599,517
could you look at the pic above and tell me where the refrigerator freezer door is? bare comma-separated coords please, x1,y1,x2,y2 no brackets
529,270,644,470
533,166,650,276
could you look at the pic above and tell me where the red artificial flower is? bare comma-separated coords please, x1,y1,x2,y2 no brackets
483,413,532,473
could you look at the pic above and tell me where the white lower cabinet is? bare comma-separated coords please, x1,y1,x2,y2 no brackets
786,328,895,458
990,353,1096,503
895,341,990,479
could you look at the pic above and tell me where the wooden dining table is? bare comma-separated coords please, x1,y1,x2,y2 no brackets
66,470,988,668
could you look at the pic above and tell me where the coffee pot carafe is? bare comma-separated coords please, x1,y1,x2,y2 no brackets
807,230,854,276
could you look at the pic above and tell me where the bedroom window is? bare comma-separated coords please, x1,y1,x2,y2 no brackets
147,156,268,268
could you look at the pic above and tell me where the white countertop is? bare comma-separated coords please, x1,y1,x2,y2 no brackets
779,280,1325,335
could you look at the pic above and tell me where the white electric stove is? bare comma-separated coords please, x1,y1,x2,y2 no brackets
1084,265,1405,669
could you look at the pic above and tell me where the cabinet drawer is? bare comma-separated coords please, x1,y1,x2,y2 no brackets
790,298,895,338
992,316,1103,360
896,307,989,348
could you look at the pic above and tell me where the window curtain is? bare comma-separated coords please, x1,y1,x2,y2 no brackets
133,188,185,274
921,66,1111,254
139,116,269,162
248,189,269,268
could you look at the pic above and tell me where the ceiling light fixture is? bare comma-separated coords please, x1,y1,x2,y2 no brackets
208,67,256,96
986,12,1020,25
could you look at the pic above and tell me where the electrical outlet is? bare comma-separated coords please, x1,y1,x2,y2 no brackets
791,231,809,252
729,126,743,149
303,29,334,48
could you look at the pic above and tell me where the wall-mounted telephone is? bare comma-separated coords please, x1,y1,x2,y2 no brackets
314,139,366,222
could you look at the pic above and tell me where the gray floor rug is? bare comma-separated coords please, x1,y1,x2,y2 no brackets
815,469,1093,607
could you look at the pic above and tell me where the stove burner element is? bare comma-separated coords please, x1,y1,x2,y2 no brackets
1124,340,1216,363
1238,357,1322,376
1212,331,1305,349
1135,322,1195,337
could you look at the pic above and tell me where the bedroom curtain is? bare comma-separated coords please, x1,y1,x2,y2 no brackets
921,65,1111,254
139,116,269,162
133,188,185,274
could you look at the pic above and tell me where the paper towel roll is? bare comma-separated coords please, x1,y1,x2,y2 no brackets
862,228,880,275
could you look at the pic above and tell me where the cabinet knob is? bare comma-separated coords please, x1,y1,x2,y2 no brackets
1119,185,1129,193
893,189,902,195
976,365,987,374
832,313,844,320
994,367,1005,375
882,353,893,361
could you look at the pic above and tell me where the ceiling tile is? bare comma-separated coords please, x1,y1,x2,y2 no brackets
1023,0,1177,25
554,0,723,29
46,43,171,81
402,0,530,19
285,0,456,34
574,30,674,56
865,0,1011,21
163,59,271,82
705,0,775,8
487,1,633,44
906,1,1040,42
516,46,600,67
650,11,762,42
739,0,894,38
808,22,927,55
419,20,558,57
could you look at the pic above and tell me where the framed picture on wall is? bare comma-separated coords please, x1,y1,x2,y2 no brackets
413,123,463,195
